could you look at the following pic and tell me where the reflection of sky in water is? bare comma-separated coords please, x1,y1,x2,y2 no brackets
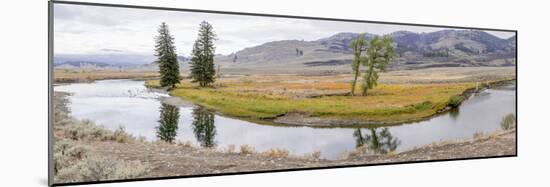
54,79,516,160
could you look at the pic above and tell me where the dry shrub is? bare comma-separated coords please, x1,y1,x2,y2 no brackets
177,141,193,148
473,131,486,139
339,146,368,159
500,113,516,130
261,148,289,158
64,120,112,141
112,126,134,143
56,156,149,183
239,144,256,155
349,146,367,157
309,150,322,160
153,140,171,146
62,120,136,143
137,135,147,143
226,144,236,153
54,140,90,173
54,140,149,183
54,111,73,127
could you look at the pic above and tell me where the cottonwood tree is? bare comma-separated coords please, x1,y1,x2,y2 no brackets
189,21,217,87
154,22,180,89
349,34,367,96
360,35,395,96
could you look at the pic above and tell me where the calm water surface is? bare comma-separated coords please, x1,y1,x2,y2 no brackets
54,79,516,159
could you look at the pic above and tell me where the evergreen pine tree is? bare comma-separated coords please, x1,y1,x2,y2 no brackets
189,21,217,87
154,22,180,89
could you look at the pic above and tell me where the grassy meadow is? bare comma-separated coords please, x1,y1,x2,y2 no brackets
54,69,159,83
53,66,514,124
145,72,491,124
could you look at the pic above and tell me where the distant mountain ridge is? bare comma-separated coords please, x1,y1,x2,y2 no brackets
215,29,516,72
54,29,516,73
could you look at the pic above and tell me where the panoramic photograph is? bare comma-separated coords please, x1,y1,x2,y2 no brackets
51,3,516,184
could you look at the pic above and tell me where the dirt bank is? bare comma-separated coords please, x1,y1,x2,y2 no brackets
80,128,516,179
342,129,516,164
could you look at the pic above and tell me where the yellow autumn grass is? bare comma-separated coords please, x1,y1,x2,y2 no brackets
146,77,476,123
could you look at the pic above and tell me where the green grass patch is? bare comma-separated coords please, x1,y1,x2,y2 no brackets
448,95,463,108
146,79,475,123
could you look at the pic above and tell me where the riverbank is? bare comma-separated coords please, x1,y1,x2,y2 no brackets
343,129,516,164
52,91,325,183
53,91,515,184
145,67,515,126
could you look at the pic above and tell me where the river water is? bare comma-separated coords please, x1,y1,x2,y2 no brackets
54,79,516,159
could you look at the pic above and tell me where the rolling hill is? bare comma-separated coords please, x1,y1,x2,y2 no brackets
53,29,516,74
215,29,516,73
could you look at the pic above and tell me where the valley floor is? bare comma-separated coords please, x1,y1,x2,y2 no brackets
145,67,515,126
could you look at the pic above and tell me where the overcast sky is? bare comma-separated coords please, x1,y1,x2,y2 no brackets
54,4,515,56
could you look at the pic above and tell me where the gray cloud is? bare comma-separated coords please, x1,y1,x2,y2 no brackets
54,4,516,56
100,48,124,52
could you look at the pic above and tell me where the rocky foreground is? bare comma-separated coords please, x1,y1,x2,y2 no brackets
88,129,515,179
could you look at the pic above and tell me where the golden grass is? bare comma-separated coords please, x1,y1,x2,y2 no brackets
54,70,159,83
146,77,476,123
239,144,256,155
260,148,290,158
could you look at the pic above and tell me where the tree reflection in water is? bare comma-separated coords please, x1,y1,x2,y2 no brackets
449,108,460,120
156,103,180,143
191,106,217,148
353,127,401,154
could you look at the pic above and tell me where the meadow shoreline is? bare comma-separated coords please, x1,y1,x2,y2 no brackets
270,79,516,127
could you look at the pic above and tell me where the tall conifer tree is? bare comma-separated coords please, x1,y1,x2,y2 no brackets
189,21,217,87
154,22,180,89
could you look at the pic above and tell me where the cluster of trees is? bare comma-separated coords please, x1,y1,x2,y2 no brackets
349,34,396,96
295,48,304,56
154,21,217,89
423,49,450,57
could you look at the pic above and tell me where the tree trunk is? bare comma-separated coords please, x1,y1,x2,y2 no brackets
351,68,359,96
361,68,373,96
